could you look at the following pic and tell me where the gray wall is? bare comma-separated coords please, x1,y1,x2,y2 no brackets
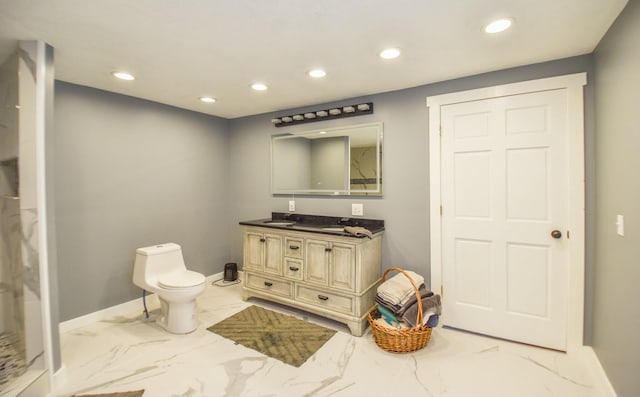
54,82,230,321
592,2,640,396
228,55,596,341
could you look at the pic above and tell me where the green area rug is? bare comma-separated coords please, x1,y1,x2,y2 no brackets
207,305,337,367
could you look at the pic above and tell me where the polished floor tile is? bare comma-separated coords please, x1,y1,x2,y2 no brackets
54,281,613,397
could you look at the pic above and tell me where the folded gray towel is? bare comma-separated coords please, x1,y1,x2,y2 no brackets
344,226,373,239
375,284,434,317
394,286,434,317
402,294,442,328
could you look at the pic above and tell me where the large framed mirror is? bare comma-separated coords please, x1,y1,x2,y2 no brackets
271,122,382,196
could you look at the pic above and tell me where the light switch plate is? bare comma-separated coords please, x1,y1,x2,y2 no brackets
352,203,363,216
616,214,624,236
289,200,296,212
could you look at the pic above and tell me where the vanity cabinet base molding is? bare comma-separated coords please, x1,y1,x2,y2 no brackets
241,226,382,336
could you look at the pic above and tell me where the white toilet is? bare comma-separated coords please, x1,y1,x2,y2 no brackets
133,243,206,334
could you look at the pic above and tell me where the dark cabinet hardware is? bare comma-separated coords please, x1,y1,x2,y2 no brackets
289,266,299,271
325,247,332,252
260,238,266,242
289,245,299,250
264,281,273,287
318,295,329,301
551,230,562,239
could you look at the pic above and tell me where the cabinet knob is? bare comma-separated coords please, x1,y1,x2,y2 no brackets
551,230,562,239
260,238,266,242
289,266,299,271
324,247,332,252
289,245,299,250
264,281,273,287
318,295,329,301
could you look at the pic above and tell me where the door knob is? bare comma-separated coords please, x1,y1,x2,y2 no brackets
551,230,562,239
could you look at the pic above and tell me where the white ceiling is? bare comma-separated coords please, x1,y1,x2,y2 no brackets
0,0,628,119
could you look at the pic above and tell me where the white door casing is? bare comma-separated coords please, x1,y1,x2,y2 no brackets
427,73,586,352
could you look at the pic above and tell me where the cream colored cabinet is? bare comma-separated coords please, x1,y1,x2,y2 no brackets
243,230,283,276
242,226,382,336
304,239,356,291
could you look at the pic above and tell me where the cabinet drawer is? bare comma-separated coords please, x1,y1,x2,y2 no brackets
284,258,303,280
246,273,292,298
285,237,304,259
295,285,354,315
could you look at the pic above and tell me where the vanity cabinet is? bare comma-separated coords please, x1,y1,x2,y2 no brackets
242,226,382,336
243,230,283,276
305,239,356,291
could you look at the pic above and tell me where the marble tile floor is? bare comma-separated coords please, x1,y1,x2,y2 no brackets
54,282,613,397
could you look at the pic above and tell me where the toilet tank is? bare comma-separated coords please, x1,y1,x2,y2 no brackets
133,243,186,288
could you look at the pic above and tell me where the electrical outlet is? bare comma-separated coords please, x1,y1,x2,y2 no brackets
352,203,363,216
289,200,296,212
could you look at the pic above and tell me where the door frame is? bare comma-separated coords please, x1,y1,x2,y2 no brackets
426,73,587,351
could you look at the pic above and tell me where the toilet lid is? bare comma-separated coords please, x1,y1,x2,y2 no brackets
158,271,205,289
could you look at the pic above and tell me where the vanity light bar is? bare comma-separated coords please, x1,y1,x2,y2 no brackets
271,102,374,127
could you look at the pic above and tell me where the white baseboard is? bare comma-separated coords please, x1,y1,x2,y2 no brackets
51,364,66,393
59,272,223,334
581,346,617,396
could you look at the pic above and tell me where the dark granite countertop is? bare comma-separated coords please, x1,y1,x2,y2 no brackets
239,212,384,238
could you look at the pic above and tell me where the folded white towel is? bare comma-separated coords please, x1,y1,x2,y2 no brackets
377,271,424,305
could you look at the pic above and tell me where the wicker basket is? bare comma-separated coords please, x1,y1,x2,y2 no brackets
368,267,432,353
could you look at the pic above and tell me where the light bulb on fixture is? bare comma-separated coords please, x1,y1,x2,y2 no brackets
271,102,373,128
199,96,216,103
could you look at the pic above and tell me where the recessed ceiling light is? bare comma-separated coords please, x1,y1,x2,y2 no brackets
251,83,268,91
379,47,401,60
111,71,135,81
484,18,513,34
308,69,326,78
199,96,216,103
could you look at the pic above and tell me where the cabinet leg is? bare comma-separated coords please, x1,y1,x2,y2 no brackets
346,319,368,337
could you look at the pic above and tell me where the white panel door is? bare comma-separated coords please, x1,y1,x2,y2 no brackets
441,89,569,350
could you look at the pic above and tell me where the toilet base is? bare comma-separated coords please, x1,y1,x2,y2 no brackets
158,298,198,334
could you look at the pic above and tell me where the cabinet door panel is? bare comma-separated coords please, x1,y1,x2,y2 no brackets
263,234,283,275
305,239,329,286
330,243,356,291
244,232,264,270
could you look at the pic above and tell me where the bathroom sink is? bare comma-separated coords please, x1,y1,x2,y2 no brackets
321,227,345,232
263,220,296,226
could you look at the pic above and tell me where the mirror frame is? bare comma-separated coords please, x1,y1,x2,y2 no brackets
270,122,383,196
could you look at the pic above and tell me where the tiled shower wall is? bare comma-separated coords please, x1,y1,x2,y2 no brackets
0,48,27,392
0,43,45,394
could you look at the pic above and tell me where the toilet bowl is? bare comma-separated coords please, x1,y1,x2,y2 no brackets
133,243,206,334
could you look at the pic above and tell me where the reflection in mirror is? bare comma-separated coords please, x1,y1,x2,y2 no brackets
271,122,382,196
